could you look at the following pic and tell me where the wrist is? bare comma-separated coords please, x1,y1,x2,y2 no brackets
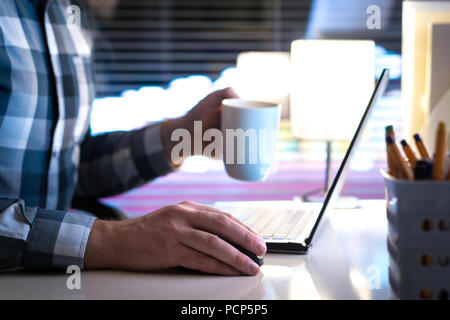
84,219,117,269
161,116,188,165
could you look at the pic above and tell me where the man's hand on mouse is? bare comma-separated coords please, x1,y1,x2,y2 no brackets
84,201,266,276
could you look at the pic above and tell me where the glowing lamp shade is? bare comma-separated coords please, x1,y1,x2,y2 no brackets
235,52,290,116
290,40,375,141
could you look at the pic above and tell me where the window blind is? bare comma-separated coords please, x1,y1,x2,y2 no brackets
89,0,401,97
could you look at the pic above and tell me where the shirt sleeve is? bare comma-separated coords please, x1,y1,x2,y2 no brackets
0,198,96,272
74,122,178,198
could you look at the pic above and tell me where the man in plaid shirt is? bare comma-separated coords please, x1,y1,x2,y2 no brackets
0,0,266,276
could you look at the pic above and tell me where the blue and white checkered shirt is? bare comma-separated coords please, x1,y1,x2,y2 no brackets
0,0,174,271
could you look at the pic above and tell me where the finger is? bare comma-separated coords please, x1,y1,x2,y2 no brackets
188,210,267,257
219,87,240,100
182,202,259,236
178,244,243,276
203,87,239,108
180,229,260,276
215,210,260,237
179,201,259,235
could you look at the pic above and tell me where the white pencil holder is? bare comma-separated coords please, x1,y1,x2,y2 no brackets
382,170,450,300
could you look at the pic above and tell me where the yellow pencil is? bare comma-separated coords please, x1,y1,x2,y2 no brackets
387,150,399,177
385,126,398,177
400,139,417,168
413,133,430,160
385,125,395,139
386,135,414,181
432,122,447,180
386,143,398,178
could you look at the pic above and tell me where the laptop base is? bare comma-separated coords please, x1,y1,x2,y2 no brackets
266,241,310,254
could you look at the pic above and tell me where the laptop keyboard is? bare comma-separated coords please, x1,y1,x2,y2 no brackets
223,207,314,241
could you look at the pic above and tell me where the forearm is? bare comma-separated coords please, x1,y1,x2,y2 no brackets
75,122,178,198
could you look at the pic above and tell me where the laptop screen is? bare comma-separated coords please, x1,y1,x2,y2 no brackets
305,69,390,246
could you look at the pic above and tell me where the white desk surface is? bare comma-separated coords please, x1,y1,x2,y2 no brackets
0,200,390,300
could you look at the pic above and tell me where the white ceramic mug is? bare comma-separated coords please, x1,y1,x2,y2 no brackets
221,99,280,181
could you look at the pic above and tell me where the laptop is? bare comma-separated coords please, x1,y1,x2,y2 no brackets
215,69,390,253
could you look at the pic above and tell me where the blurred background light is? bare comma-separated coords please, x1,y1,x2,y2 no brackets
91,45,399,137
235,52,291,118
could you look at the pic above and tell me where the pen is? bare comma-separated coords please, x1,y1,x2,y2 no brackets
386,135,414,181
400,139,417,168
432,122,447,180
413,133,430,160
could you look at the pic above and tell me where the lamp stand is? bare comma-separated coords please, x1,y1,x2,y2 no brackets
296,140,361,209
301,140,333,202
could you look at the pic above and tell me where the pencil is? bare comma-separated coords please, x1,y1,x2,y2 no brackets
413,133,430,160
385,126,398,177
432,122,447,180
387,150,398,177
400,139,417,168
385,125,395,139
386,144,398,178
386,135,414,181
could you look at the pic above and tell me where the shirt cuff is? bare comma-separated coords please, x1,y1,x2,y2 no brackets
130,122,179,180
24,209,96,271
